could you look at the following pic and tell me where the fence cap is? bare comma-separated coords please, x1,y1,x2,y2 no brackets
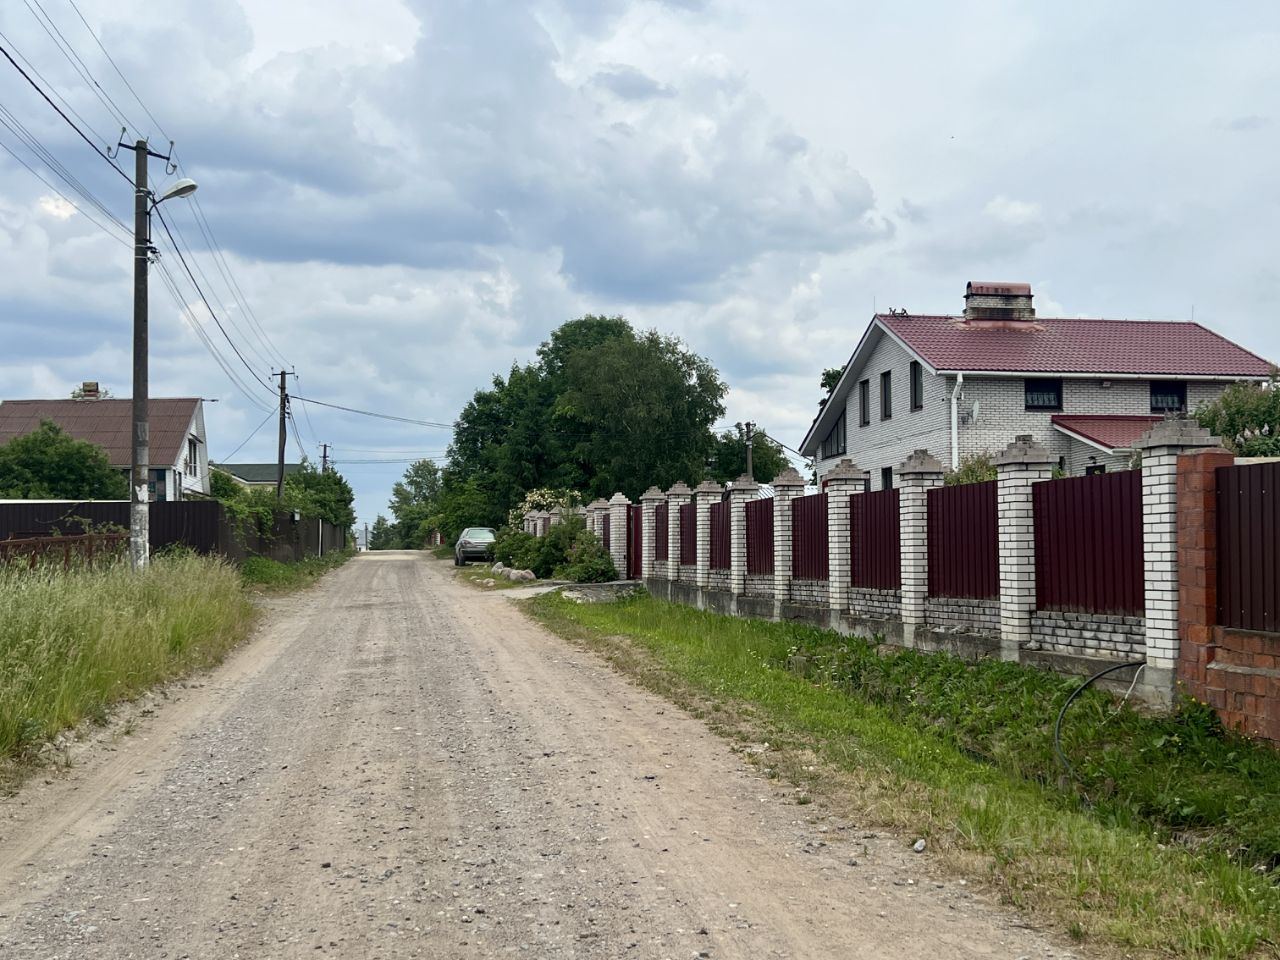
771,466,807,490
694,479,724,495
728,473,760,493
587,498,610,510
1136,417,1223,452
995,434,1055,467
665,481,693,497
532,509,551,518
608,491,633,505
898,449,945,476
548,505,564,516
823,458,866,482
640,485,667,501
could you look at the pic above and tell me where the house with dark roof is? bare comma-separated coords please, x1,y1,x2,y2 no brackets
0,387,209,501
800,282,1274,488
213,462,302,490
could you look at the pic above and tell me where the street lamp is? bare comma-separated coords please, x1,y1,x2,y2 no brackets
129,141,197,570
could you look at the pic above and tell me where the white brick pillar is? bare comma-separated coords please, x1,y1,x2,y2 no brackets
666,482,691,581
608,492,631,577
640,486,665,581
996,435,1055,662
824,459,866,612
771,467,806,604
586,499,608,539
1136,420,1223,702
534,510,550,536
548,506,563,527
898,450,945,641
522,511,536,534
693,480,723,590
727,474,758,596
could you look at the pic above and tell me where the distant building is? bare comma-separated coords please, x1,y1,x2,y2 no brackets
212,462,302,490
0,387,209,501
800,282,1274,487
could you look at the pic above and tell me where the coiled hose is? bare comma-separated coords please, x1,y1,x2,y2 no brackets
1053,659,1146,784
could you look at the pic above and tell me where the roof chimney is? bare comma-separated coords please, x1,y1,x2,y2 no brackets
78,381,100,400
963,281,1035,323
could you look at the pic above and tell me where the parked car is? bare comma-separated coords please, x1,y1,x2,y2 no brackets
454,527,497,565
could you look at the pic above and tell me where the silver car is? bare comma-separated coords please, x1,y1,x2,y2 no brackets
454,527,497,565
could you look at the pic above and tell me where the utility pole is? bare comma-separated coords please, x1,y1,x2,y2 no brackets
364,521,369,551
744,421,755,481
130,139,149,570
274,370,288,499
320,443,330,473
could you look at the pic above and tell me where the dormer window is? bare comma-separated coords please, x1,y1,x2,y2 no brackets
1150,381,1187,414
820,411,846,460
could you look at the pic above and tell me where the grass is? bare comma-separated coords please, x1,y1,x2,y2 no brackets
0,553,254,767
456,562,526,590
430,543,455,560
528,592,1280,959
240,549,352,590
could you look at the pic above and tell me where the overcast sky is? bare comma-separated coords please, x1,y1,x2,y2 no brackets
1,0,1277,529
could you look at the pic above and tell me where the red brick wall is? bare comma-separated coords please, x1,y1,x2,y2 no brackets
1177,449,1280,746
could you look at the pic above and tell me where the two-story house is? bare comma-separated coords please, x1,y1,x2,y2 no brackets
0,387,210,501
800,282,1274,487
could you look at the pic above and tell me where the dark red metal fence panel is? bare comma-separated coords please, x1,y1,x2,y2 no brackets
851,489,900,589
927,480,998,599
709,500,730,570
627,504,642,579
655,502,669,563
791,492,828,580
679,502,696,565
746,497,774,575
1217,461,1280,632
601,512,611,553
1033,470,1144,616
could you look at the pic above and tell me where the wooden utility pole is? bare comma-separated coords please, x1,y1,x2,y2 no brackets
275,370,288,499
744,421,755,480
320,443,330,473
130,139,150,569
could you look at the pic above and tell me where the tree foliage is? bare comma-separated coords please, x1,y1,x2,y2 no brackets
944,453,998,486
368,515,396,550
0,420,128,500
706,426,789,484
821,367,844,393
387,459,442,547
1196,380,1280,456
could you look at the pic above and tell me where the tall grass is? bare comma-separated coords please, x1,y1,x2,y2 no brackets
0,553,254,760
530,593,1280,959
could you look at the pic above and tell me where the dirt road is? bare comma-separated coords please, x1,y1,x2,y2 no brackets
0,552,1078,958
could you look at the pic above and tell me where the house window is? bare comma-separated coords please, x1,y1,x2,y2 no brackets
881,466,893,490
1150,381,1187,414
1085,464,1107,476
1024,378,1063,411
880,371,892,420
187,437,199,471
858,379,870,426
909,361,923,411
819,411,846,460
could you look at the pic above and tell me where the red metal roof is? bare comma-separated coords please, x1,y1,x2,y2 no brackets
1050,415,1162,451
878,314,1274,376
0,398,201,467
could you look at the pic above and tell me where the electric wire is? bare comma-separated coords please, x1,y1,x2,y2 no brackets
217,408,276,462
66,0,169,140
286,408,309,461
0,127,129,244
0,27,111,148
0,38,131,181
23,0,136,136
290,395,454,429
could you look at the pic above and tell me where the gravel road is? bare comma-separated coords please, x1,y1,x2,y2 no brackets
0,552,1081,959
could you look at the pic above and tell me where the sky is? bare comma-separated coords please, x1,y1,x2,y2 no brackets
1,0,1277,531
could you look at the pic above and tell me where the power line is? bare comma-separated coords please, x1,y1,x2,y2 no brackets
0,37,131,182
0,27,111,148
290,395,454,429
217,408,276,461
66,0,170,140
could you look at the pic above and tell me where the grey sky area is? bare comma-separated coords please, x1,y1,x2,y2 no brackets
1,0,1276,525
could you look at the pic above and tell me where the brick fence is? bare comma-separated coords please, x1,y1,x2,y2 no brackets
525,422,1280,745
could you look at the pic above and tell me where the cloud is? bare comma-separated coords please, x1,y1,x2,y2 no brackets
591,64,674,100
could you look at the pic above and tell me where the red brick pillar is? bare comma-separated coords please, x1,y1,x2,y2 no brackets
1176,447,1233,703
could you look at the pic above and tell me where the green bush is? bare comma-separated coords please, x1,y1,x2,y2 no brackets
493,516,596,579
554,529,617,583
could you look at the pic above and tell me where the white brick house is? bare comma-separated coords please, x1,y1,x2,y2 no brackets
800,282,1273,487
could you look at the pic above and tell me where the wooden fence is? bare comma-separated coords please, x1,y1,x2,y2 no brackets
1033,470,1144,616
791,492,828,580
679,502,696,565
851,489,900,590
927,480,998,599
710,500,730,570
1217,460,1280,632
746,497,774,575
655,502,669,563
0,532,127,568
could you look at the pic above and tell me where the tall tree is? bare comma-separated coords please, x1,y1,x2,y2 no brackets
821,367,844,393
0,421,128,500
368,515,396,550
707,425,789,484
286,462,356,529
388,459,442,546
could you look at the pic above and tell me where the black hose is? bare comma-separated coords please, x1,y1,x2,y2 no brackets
1053,659,1146,784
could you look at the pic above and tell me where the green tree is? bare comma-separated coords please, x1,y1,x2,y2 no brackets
286,462,356,529
821,367,843,393
368,515,396,550
707,425,789,484
387,459,442,547
209,467,242,500
0,421,128,499
1196,380,1280,456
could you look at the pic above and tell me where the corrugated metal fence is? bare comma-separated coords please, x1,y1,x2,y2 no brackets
1217,460,1280,632
927,480,998,599
655,502,669,562
1033,470,1144,616
791,492,828,580
679,502,696,565
627,504,642,579
746,497,774,575
851,489,899,590
710,500,730,570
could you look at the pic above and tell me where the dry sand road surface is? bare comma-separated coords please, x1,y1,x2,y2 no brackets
0,551,1081,959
